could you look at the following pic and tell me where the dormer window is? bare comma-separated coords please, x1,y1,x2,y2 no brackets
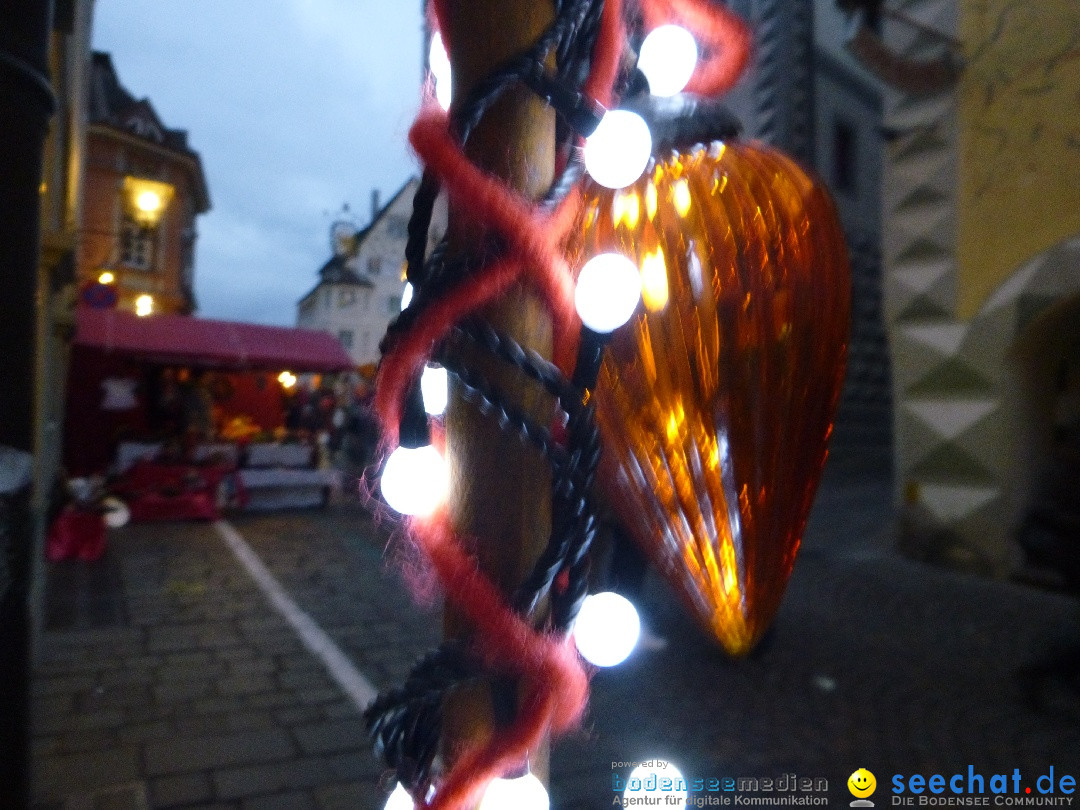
123,114,164,144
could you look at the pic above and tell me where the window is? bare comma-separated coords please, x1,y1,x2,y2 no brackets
298,299,316,324
338,330,354,349
367,255,383,275
119,215,155,270
339,289,356,307
833,121,857,193
387,215,409,239
124,114,164,143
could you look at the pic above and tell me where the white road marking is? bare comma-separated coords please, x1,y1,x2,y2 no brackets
214,519,378,711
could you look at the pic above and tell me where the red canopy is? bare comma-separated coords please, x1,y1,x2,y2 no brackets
75,307,353,372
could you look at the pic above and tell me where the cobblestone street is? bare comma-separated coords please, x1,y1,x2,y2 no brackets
31,466,1080,809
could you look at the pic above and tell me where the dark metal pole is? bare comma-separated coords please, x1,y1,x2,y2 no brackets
1,1,56,806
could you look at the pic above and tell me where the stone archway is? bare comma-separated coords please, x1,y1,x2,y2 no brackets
1006,293,1080,585
893,233,1080,574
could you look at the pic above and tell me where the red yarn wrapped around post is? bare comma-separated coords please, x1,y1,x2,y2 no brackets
371,1,753,807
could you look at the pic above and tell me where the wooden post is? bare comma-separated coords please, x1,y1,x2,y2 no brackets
440,0,557,796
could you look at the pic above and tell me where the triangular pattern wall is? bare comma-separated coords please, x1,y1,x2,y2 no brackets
882,0,1010,570
883,0,1080,574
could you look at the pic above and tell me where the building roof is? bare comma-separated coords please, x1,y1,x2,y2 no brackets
298,178,416,304
318,255,373,287
75,307,353,372
297,256,373,306
89,52,211,213
353,179,415,253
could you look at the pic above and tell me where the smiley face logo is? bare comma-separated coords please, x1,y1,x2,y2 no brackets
848,769,877,799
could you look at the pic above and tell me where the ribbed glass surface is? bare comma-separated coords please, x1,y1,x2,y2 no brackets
570,141,850,655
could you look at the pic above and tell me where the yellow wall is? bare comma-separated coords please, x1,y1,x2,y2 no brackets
957,0,1080,319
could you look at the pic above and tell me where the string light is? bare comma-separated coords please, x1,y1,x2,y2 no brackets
101,496,130,529
477,772,549,810
383,783,415,810
582,109,652,190
572,591,641,667
381,444,448,516
384,781,438,809
429,32,452,111
366,0,758,803
574,253,642,333
637,25,698,96
420,365,448,415
277,371,297,389
624,760,688,808
134,294,154,317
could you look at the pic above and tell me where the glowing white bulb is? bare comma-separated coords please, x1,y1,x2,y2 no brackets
583,110,652,190
381,445,448,516
574,253,642,333
429,32,452,111
384,782,437,809
421,365,448,415
134,294,154,317
401,282,414,311
478,773,549,810
638,25,698,97
624,761,687,808
573,591,641,667
384,783,416,810
101,497,130,529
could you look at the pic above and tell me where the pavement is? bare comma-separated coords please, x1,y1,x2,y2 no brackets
30,459,1080,809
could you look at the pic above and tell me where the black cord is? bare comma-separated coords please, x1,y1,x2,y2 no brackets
392,0,607,319
0,48,57,113
435,347,572,471
367,0,753,787
453,321,579,410
367,0,630,792
364,642,478,796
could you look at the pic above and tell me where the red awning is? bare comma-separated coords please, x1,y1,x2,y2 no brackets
75,307,353,372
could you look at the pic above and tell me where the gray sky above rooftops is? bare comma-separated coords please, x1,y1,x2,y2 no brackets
93,0,424,325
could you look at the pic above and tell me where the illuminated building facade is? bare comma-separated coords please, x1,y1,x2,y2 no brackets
297,180,445,369
78,52,210,315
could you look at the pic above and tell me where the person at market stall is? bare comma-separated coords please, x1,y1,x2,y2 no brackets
178,368,214,444
339,385,380,473
147,367,183,437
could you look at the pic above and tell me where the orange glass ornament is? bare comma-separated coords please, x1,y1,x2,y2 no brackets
570,141,850,656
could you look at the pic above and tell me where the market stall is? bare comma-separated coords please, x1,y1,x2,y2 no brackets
62,307,354,521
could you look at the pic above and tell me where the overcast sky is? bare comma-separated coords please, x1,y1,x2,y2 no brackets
93,1,424,325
